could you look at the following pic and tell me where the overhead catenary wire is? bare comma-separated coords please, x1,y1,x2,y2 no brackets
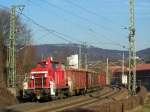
20,13,75,43
38,0,127,49
1,6,96,52
41,0,126,38
0,4,127,50
0,5,97,46
64,0,123,28
89,28,127,49
27,0,82,43
40,0,116,34
0,4,79,44
27,0,114,45
64,0,127,38
22,0,127,49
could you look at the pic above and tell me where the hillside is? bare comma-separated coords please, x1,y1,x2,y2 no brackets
137,48,150,61
33,44,127,62
32,44,150,63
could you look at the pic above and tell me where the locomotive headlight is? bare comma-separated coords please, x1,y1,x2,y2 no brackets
45,74,48,77
23,82,28,89
31,76,34,79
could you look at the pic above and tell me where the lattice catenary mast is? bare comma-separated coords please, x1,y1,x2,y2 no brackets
7,5,24,88
128,0,136,95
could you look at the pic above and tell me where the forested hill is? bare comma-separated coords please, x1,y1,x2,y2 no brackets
33,44,150,62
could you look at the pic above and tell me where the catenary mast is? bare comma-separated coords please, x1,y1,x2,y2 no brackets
128,0,136,95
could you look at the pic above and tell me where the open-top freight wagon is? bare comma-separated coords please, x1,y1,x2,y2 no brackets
23,57,106,101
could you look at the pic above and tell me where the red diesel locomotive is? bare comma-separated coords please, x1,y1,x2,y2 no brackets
23,57,106,101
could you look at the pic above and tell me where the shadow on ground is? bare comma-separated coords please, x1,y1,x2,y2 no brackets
63,108,95,112
0,108,21,112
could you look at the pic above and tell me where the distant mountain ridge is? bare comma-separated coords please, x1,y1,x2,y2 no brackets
137,48,150,61
33,43,150,62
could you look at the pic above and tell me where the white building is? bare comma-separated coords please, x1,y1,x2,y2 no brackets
67,54,79,69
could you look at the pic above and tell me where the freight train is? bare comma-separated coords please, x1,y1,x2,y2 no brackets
22,57,106,101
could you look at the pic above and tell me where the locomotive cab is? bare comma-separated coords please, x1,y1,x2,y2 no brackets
23,57,65,101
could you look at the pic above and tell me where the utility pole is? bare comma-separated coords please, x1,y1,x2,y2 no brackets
84,47,88,70
106,58,109,85
122,52,126,85
78,44,82,69
7,5,24,89
122,52,125,84
83,42,88,70
78,42,88,70
122,53,125,77
128,0,136,95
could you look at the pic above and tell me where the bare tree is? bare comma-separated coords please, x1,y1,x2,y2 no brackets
0,9,35,87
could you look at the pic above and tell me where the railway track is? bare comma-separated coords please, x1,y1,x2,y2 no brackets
48,88,121,112
81,87,128,109
28,87,121,112
6,87,125,112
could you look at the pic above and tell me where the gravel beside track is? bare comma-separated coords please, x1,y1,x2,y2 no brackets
63,87,123,112
5,87,127,112
81,87,128,108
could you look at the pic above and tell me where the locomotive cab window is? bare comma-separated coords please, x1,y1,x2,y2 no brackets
52,62,58,69
43,77,46,86
37,62,46,68
35,78,42,87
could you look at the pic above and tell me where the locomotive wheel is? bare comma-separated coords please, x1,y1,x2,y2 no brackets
81,89,86,95
58,92,64,99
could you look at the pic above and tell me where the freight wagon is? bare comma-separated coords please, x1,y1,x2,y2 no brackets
22,57,105,101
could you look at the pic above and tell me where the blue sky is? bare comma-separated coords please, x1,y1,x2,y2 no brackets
0,0,150,50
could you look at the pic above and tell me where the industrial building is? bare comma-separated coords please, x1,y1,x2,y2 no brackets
110,64,150,91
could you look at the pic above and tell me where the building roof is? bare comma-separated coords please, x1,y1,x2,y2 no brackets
109,64,150,74
109,66,128,73
136,64,150,71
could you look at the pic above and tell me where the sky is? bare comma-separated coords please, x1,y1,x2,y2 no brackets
0,0,150,50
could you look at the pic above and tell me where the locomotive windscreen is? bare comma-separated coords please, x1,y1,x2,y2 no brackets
52,62,58,69
37,62,46,68
34,77,46,88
